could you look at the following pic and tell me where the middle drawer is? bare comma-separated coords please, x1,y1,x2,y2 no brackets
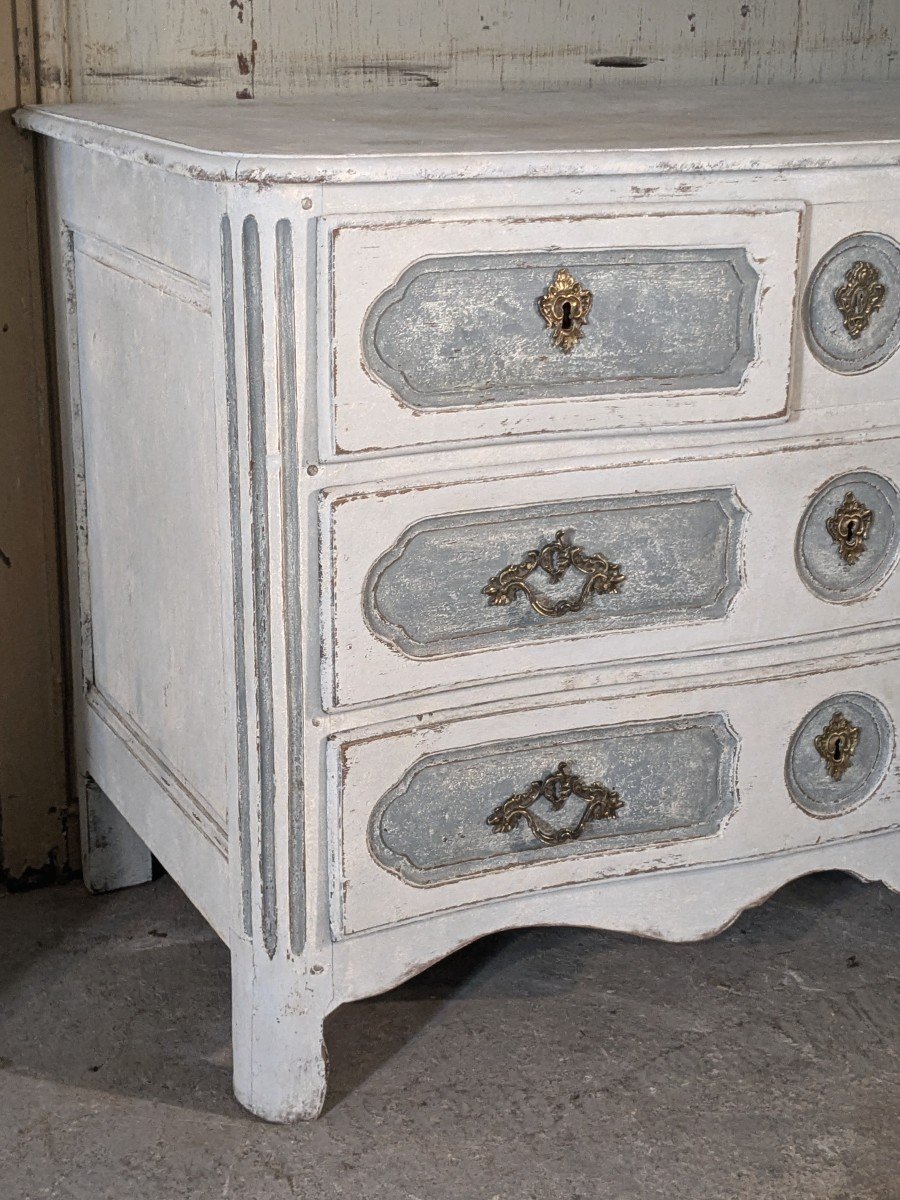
321,439,900,708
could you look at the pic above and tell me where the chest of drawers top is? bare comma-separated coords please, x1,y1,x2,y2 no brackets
17,81,899,183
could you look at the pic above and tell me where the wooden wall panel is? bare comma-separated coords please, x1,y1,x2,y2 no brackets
61,0,899,103
1,0,73,886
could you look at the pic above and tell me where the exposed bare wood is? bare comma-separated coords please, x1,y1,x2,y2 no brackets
0,0,71,885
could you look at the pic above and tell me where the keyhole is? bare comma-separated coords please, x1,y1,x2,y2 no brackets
846,520,857,541
833,738,844,761
560,301,573,331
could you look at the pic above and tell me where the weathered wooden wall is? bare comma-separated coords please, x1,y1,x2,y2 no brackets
0,0,73,887
46,0,900,102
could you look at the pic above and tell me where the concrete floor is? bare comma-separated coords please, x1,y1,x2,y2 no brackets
0,873,897,1200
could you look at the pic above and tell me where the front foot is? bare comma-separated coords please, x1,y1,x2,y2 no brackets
231,942,330,1122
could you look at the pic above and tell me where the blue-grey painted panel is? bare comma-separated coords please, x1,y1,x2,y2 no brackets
368,714,738,886
804,233,900,374
796,470,900,602
365,488,746,658
363,248,759,407
786,693,894,817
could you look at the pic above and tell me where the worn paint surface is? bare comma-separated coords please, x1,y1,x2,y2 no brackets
796,470,900,603
329,207,801,456
786,692,894,816
368,714,737,886
364,247,758,408
366,489,744,658
44,0,900,102
19,79,900,1124
804,232,900,374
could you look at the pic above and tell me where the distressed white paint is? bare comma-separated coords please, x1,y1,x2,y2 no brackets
335,662,900,932
17,84,900,181
34,0,900,104
16,85,900,1121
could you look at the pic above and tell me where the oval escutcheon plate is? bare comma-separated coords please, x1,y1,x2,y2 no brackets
804,232,900,373
786,693,895,817
795,470,900,602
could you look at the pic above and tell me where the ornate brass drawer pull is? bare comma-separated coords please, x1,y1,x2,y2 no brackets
834,260,886,339
826,491,873,564
482,529,625,618
487,761,623,846
814,711,860,781
539,267,593,353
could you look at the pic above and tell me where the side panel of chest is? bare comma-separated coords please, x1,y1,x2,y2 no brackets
55,145,232,853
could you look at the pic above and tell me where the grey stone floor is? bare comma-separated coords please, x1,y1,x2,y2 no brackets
0,873,897,1200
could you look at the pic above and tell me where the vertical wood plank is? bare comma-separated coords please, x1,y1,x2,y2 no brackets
0,0,72,885
51,0,900,102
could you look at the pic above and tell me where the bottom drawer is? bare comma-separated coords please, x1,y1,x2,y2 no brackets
331,656,900,934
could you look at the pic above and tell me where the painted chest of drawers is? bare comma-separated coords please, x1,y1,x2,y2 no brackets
17,82,900,1121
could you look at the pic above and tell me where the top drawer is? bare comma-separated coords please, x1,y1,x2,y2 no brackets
324,206,802,456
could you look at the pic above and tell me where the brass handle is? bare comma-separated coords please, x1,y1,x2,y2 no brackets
482,529,625,618
814,712,860,781
487,761,622,846
834,260,886,339
539,268,593,353
826,491,873,565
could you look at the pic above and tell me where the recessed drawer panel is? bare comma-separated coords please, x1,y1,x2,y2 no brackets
324,207,802,456
332,662,900,934
321,439,900,709
368,714,738,888
365,488,745,659
364,247,759,406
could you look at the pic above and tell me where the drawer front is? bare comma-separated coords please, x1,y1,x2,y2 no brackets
332,661,900,934
796,469,900,602
322,439,900,709
786,692,894,817
325,207,801,456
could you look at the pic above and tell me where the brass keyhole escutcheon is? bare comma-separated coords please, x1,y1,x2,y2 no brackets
833,259,886,339
539,268,593,354
814,711,860,781
826,491,873,565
